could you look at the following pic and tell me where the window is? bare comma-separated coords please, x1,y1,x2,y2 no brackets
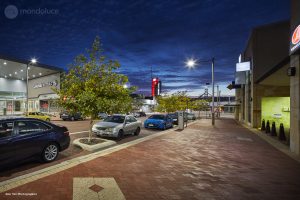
0,121,13,138
17,121,51,135
129,116,137,122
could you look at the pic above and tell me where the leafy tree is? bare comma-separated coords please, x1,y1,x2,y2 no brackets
189,99,210,118
53,36,133,142
156,91,190,113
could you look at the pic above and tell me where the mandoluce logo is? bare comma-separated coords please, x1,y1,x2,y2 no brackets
4,4,59,19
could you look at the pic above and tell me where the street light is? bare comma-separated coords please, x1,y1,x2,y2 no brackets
26,58,37,114
185,57,215,126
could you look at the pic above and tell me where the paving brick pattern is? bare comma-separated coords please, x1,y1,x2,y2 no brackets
1,118,300,200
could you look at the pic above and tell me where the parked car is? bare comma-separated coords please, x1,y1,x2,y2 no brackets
168,112,188,125
168,113,178,124
60,111,84,121
26,112,51,122
98,112,108,119
144,114,173,130
92,114,142,140
187,113,196,120
133,111,146,118
0,117,70,168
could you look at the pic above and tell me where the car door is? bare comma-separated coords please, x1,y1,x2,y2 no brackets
166,115,173,127
12,120,52,161
129,116,139,133
123,117,136,134
0,121,16,167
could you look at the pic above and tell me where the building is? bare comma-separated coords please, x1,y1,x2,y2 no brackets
234,0,300,155
0,55,63,115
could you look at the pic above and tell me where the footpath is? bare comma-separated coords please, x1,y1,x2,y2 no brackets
1,118,300,200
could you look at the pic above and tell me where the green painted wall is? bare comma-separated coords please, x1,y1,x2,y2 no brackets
261,97,290,137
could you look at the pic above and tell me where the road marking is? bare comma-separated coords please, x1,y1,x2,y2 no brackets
70,130,89,135
73,177,125,200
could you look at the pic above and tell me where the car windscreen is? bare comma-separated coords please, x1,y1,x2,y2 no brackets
103,116,125,123
149,115,165,120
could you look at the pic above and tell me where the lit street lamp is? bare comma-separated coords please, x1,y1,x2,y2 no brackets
185,57,215,125
26,58,37,114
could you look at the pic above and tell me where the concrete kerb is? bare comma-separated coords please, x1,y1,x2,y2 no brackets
0,120,200,193
237,121,300,164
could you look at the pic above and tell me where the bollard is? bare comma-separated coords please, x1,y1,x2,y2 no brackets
271,122,276,136
279,123,286,141
265,120,270,134
261,119,266,131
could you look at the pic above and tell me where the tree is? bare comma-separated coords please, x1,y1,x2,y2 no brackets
189,99,210,118
53,36,133,142
156,91,190,113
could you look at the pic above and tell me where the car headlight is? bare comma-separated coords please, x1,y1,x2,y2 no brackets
106,128,114,132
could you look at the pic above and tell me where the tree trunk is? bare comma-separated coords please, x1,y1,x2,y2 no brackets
88,117,94,143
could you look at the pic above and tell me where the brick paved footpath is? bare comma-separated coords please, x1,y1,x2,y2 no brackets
1,118,300,200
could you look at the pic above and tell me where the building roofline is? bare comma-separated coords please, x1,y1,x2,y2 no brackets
0,54,65,72
243,20,290,57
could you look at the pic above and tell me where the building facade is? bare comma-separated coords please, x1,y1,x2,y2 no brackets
0,55,63,115
235,0,300,155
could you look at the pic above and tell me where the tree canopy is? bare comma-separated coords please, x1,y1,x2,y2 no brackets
54,36,133,119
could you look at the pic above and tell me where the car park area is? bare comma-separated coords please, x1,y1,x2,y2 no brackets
0,116,175,182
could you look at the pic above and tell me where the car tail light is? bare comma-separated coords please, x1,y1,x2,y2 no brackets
64,131,69,136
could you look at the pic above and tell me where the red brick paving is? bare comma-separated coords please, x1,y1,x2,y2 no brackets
1,118,300,200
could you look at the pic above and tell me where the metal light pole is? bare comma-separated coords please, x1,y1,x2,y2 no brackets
26,58,37,114
211,58,215,125
185,57,215,126
26,64,29,114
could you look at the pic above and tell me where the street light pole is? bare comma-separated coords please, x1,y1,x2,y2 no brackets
185,57,215,126
26,64,29,114
26,58,37,114
211,58,215,126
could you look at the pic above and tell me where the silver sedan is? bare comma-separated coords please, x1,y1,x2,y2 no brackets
92,114,142,140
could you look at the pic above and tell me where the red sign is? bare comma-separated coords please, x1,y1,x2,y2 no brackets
292,25,300,45
152,78,158,96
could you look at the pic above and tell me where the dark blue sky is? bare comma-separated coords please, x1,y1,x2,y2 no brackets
0,0,290,96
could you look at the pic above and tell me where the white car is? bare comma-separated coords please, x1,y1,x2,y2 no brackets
92,114,142,140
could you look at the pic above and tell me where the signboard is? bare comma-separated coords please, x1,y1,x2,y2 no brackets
235,71,246,84
290,24,300,54
236,61,250,72
152,77,161,96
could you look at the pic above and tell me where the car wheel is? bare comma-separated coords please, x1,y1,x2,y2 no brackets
63,119,66,121
117,130,124,140
71,116,75,121
42,143,59,162
134,127,140,136
162,124,166,130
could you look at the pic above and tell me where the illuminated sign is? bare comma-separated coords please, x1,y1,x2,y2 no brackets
290,24,300,54
33,80,58,89
236,61,250,72
152,77,161,96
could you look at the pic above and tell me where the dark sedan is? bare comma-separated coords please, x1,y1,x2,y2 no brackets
60,111,84,121
0,117,70,168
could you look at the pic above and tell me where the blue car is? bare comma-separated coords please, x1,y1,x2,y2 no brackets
0,117,70,169
144,114,173,130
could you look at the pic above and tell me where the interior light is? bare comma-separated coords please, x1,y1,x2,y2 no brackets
9,74,12,77
3,62,7,65
15,72,17,74
39,72,42,76
32,74,35,77
4,75,7,78
20,69,24,72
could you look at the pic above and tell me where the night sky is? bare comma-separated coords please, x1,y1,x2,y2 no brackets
0,0,290,96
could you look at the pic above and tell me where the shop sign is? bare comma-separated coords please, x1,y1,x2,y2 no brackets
272,113,282,119
236,61,250,72
33,80,58,89
290,24,300,54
